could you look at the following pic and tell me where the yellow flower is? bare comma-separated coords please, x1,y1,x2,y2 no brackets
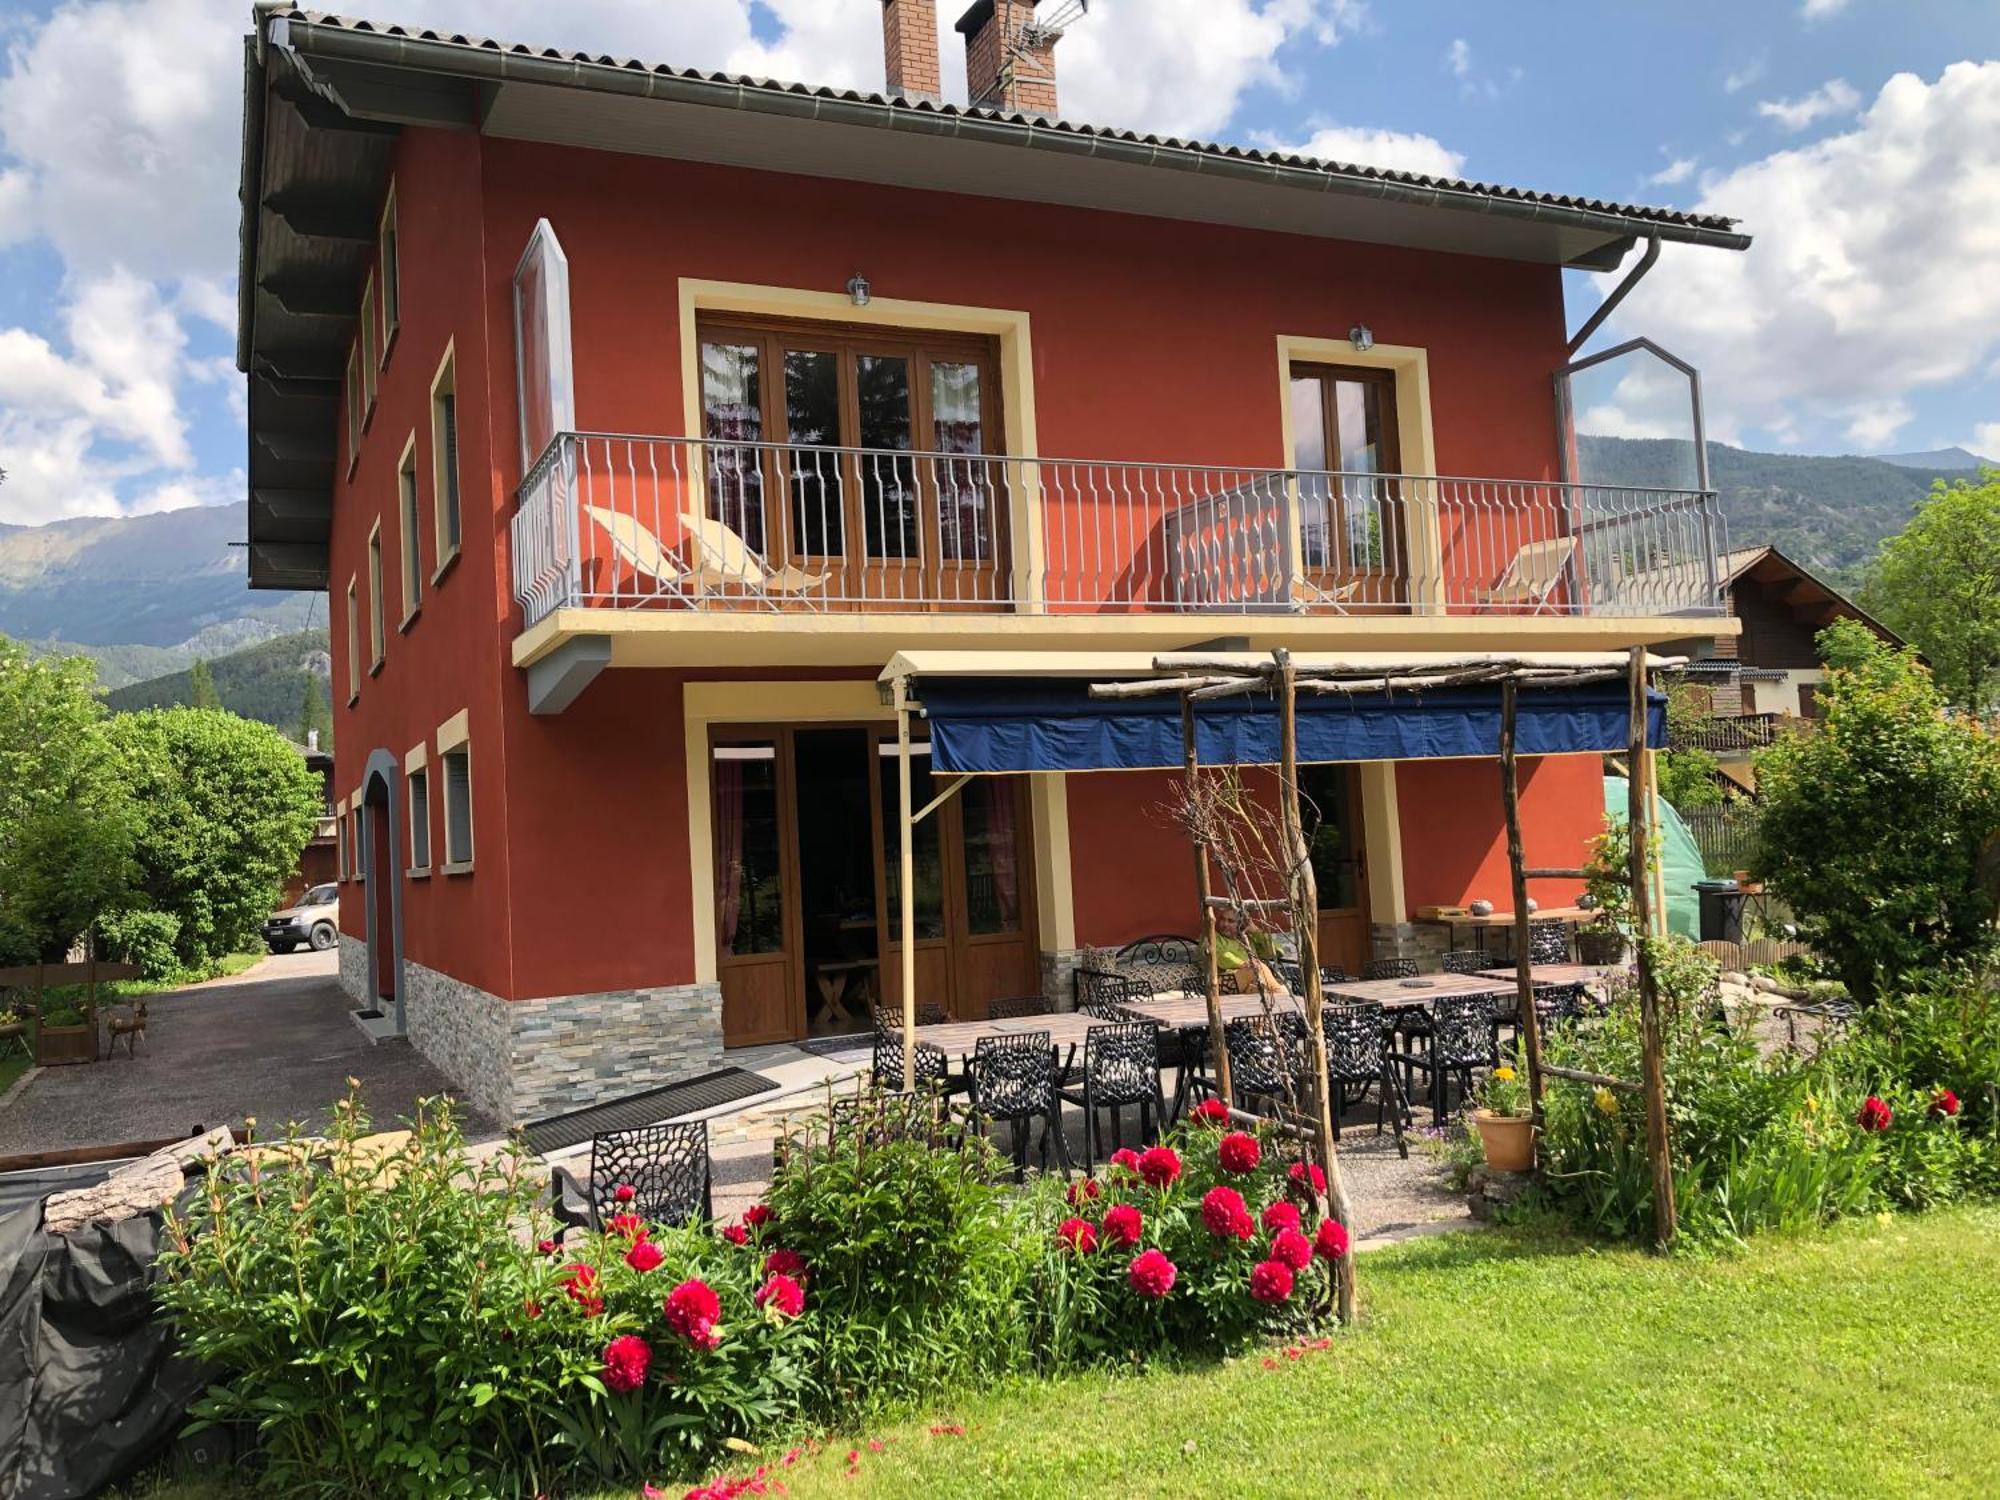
1493,1066,1516,1082
1593,1086,1619,1117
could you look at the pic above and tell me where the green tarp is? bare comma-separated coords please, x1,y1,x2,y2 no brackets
1603,774,1703,940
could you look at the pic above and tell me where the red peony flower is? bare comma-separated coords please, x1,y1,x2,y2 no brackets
601,1333,651,1393
763,1247,808,1280
1190,1097,1231,1127
1217,1130,1262,1175
1200,1185,1254,1240
1261,1200,1302,1234
1057,1216,1099,1254
522,1299,542,1320
1856,1095,1894,1133
1066,1178,1103,1205
1127,1247,1177,1299
606,1211,647,1241
1102,1203,1143,1247
755,1272,806,1319
535,1237,559,1255
721,1222,749,1246
1108,1147,1141,1177
664,1278,723,1349
1289,1160,1328,1196
1313,1218,1350,1261
1249,1258,1294,1304
742,1203,773,1229
625,1239,665,1273
612,1183,637,1204
1270,1226,1313,1272
1930,1089,1962,1119
1136,1145,1182,1189
559,1263,603,1316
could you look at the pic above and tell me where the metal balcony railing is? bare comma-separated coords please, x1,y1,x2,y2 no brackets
1668,713,1807,753
510,432,1726,628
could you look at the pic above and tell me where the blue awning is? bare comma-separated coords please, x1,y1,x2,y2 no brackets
919,676,1664,774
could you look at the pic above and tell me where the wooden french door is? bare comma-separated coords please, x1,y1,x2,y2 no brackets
711,725,1040,1046
697,316,1009,610
1288,363,1407,607
867,727,1040,1021
1299,763,1370,976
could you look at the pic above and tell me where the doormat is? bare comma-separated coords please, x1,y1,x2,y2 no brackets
521,1067,777,1157
797,1032,873,1062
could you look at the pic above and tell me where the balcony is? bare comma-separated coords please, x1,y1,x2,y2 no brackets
1667,713,1809,754
510,432,1725,650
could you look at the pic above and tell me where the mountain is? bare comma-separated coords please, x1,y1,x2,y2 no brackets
1873,446,1994,471
104,628,333,745
1577,437,1964,578
0,502,317,687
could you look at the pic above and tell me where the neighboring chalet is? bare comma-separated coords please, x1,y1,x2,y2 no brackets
1664,545,1901,792
235,3,1749,1124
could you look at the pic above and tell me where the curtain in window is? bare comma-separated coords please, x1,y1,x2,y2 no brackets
715,756,744,950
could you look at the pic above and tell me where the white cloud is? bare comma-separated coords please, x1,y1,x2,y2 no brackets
1844,398,1912,449
1801,0,1852,18
1756,78,1861,131
1265,123,1465,180
1969,422,2000,460
1724,58,1766,95
1446,38,1473,79
1648,156,1697,187
1614,63,2000,452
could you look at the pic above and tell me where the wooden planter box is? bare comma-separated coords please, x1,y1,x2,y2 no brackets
36,1023,97,1066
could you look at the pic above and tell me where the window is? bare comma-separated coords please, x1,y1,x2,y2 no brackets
378,186,400,357
397,434,422,623
695,317,1000,566
1288,363,1402,576
407,765,431,874
440,747,473,870
352,806,366,881
344,577,360,703
430,345,462,574
345,347,362,474
336,806,348,880
512,220,574,469
366,523,385,672
359,275,378,418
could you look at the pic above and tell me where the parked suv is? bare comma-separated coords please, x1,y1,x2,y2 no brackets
264,884,339,954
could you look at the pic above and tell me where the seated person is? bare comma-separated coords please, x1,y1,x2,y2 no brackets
1210,910,1287,997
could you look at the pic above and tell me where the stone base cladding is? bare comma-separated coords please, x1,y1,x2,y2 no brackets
398,960,727,1127
1039,948,1090,1011
337,932,369,1005
1370,921,1450,967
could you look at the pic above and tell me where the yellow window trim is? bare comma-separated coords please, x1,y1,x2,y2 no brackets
395,429,422,628
680,679,1076,986
436,707,471,754
366,519,385,673
360,273,378,423
429,339,462,581
378,181,400,364
676,279,1042,609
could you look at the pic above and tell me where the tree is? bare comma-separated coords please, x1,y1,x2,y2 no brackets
0,637,135,962
104,708,323,971
1753,627,2000,1001
1866,471,2000,713
1656,678,1723,813
189,658,222,709
298,671,334,749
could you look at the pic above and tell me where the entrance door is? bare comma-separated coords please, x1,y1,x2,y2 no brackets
869,731,1039,1020
712,737,801,1046
1300,763,1369,976
366,798,395,1002
1289,363,1407,609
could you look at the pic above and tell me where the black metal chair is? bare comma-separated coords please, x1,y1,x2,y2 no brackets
1528,919,1572,965
1272,958,1350,997
1324,1001,1409,1156
1218,1014,1310,1116
1056,1022,1166,1172
1390,995,1494,1125
987,994,1054,1020
550,1119,711,1235
1363,956,1421,981
1441,949,1491,975
1533,981,1588,1036
873,1001,948,1029
969,1030,1072,1180
1074,967,1149,1012
1112,935,1203,998
871,1029,963,1097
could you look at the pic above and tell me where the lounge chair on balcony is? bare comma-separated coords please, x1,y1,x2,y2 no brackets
584,505,694,602
1292,575,1362,614
1477,536,1575,613
678,511,827,606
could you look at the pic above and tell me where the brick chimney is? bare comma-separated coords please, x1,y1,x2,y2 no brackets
956,0,1062,117
880,0,942,102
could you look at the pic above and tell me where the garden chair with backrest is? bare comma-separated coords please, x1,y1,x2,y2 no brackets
1389,995,1494,1125
678,510,826,605
969,1030,1072,1181
1056,1021,1166,1172
550,1119,711,1236
1323,1001,1409,1155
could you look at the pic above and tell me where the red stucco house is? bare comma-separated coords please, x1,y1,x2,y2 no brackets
236,3,1747,1124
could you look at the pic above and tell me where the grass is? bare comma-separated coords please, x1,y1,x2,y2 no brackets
28,950,267,1013
0,1048,28,1100
122,1206,2000,1500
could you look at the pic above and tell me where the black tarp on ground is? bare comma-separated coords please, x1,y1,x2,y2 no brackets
0,1194,211,1500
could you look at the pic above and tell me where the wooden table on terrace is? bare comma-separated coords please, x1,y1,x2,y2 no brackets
1412,905,1595,952
1476,963,1627,989
1322,972,1517,1014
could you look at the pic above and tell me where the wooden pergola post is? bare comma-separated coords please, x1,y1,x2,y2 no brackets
1627,646,1678,1249
1181,695,1233,1104
1274,648,1355,1324
1497,678,1547,1110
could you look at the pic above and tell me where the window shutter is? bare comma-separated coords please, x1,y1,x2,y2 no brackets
409,771,431,869
441,394,462,550
444,749,473,865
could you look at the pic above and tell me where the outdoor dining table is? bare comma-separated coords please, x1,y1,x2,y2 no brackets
1122,991,1301,1032
1322,973,1517,1013
1475,963,1627,988
911,1012,1104,1057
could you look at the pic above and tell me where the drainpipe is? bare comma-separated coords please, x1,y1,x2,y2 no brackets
1565,232,1660,358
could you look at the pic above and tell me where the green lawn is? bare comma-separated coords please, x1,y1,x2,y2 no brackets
0,1049,28,1100
125,1207,2000,1500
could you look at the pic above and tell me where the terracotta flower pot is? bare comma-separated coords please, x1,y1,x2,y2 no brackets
1472,1109,1535,1173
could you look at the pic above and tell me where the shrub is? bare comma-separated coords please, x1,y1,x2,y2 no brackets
98,907,185,983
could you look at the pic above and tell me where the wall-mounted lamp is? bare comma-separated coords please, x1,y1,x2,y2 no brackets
847,274,872,307
1348,324,1374,352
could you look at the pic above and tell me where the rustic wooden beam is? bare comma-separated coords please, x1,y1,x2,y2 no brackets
1628,644,1678,1250
1499,677,1548,1111
1541,1064,1643,1094
1182,695,1232,1106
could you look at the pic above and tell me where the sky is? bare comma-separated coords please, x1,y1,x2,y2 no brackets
0,0,1996,526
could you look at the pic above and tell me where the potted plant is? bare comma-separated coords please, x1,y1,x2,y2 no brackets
1470,1060,1535,1172
34,996,97,1066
